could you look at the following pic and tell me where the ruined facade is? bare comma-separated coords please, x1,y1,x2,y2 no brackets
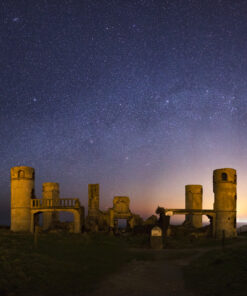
10,166,83,233
86,184,143,231
159,168,237,239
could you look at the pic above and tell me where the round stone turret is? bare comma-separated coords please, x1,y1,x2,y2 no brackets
185,185,203,228
213,168,237,238
10,166,35,232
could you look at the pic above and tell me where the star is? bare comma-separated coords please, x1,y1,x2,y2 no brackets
12,17,20,22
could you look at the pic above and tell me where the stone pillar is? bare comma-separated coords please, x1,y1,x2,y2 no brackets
30,212,35,233
88,184,99,216
10,166,35,232
109,209,114,229
73,210,81,233
42,182,60,230
80,206,85,230
213,168,237,239
185,185,203,228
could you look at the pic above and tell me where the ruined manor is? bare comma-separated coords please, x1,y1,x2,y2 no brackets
10,166,237,239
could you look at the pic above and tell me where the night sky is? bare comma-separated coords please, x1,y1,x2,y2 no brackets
1,0,247,225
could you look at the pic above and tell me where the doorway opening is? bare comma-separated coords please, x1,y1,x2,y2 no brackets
114,219,128,234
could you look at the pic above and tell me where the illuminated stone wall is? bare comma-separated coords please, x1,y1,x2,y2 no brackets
11,166,35,232
213,168,237,238
185,184,203,228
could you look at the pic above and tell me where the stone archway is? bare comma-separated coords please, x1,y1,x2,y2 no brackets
30,208,82,233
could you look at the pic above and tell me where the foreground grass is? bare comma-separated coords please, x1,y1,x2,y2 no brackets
184,236,247,296
2,228,247,296
0,230,153,296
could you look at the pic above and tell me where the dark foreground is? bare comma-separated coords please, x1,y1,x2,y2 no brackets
0,229,247,296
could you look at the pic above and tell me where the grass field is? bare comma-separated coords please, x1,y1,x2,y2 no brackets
2,228,247,296
0,230,152,296
184,234,247,296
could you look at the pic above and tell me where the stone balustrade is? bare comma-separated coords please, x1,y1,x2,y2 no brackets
31,198,80,209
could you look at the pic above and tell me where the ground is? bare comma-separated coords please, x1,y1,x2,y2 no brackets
88,248,196,296
0,228,247,296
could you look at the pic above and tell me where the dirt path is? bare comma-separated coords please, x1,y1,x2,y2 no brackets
87,238,247,296
87,249,198,296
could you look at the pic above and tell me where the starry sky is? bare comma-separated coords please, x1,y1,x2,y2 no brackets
1,0,247,225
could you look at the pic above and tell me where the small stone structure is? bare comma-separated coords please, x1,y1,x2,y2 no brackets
10,166,84,233
150,226,163,249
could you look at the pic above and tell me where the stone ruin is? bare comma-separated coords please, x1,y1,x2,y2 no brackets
85,184,143,232
10,166,83,233
156,168,237,239
10,166,145,234
10,166,238,240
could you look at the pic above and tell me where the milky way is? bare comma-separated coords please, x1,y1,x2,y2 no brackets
1,0,247,224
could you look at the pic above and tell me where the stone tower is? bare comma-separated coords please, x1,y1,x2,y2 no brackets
185,185,203,228
213,168,237,239
10,166,35,232
88,184,99,216
42,182,60,230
